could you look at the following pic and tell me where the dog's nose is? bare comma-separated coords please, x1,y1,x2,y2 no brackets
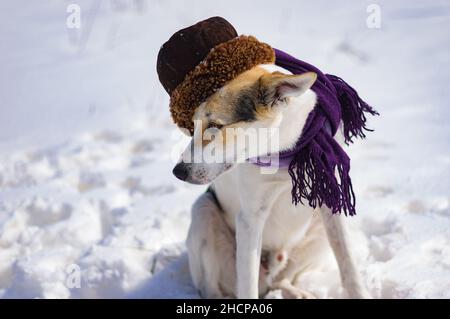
172,163,188,181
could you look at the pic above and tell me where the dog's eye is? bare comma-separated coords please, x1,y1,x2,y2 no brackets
208,122,224,130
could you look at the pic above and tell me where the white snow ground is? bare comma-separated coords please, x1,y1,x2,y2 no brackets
0,0,449,299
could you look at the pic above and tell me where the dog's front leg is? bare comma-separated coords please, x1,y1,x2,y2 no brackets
320,208,371,299
234,166,286,299
235,209,267,299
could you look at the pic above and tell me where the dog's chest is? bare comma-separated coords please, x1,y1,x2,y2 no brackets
213,164,316,251
262,189,315,250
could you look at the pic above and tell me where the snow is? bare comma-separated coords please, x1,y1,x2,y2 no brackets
0,0,449,298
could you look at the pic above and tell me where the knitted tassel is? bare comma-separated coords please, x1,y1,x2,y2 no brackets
288,132,356,216
327,74,379,144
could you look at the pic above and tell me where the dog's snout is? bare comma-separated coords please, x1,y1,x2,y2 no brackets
173,163,189,181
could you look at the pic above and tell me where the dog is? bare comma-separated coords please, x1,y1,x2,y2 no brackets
172,64,371,299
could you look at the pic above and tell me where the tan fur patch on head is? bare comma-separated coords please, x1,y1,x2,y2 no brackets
197,67,296,132
202,67,268,125
169,35,275,135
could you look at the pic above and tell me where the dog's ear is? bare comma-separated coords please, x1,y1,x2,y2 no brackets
260,72,317,105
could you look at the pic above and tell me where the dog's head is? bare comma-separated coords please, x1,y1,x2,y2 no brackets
173,66,317,184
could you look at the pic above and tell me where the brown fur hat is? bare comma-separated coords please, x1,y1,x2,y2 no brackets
157,17,275,134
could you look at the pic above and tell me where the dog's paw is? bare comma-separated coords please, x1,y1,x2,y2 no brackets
345,286,372,299
281,287,317,299
270,279,317,299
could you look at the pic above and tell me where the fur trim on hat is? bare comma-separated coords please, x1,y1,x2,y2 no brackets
169,35,275,134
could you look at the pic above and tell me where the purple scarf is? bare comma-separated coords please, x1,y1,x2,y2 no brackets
255,49,378,216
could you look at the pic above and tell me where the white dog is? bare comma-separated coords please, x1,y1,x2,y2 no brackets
172,64,371,299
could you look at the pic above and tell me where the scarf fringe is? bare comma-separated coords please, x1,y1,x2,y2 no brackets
288,137,356,216
272,49,378,215
327,74,379,144
287,74,377,215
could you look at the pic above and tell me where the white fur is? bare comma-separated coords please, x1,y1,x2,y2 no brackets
184,71,371,299
259,63,293,75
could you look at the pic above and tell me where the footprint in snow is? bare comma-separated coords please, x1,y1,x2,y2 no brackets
121,177,175,196
405,199,428,214
25,197,73,227
93,130,123,144
78,171,106,193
